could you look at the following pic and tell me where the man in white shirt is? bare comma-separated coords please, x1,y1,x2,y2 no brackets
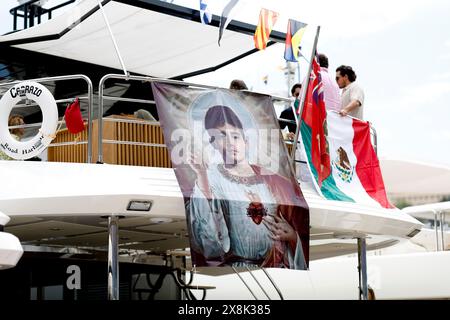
335,65,365,120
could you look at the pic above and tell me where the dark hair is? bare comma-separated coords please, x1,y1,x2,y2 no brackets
229,79,248,90
318,53,329,68
8,115,24,136
290,83,302,96
336,65,357,82
205,105,243,134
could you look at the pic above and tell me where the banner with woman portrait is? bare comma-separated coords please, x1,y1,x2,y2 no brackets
151,82,309,269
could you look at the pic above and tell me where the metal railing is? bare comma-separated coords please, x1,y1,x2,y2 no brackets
402,202,449,251
1,73,379,171
9,0,76,31
97,73,295,164
0,74,94,163
97,73,380,176
434,210,447,251
370,123,378,155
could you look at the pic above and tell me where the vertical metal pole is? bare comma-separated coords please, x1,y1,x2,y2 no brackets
108,216,119,300
434,210,440,251
37,6,42,25
370,124,378,155
291,25,321,159
24,4,28,29
98,78,105,163
440,211,445,251
29,5,35,28
357,237,368,300
86,77,94,163
97,0,128,76
13,9,17,31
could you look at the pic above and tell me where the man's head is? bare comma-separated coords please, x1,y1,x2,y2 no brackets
229,79,248,90
318,53,329,68
290,83,302,99
8,115,25,137
134,109,156,121
335,65,357,89
205,105,246,165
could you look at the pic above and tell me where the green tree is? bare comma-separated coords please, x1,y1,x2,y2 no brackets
394,199,411,209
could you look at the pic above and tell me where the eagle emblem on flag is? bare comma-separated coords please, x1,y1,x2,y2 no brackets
332,146,354,183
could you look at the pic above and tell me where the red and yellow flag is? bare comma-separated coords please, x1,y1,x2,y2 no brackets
254,8,279,50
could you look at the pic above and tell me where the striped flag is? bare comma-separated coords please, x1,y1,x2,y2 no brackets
253,8,279,50
218,0,239,46
200,0,212,24
301,111,394,209
284,19,307,62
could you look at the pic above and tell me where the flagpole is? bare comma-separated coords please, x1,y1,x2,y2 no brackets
97,0,128,77
290,25,321,159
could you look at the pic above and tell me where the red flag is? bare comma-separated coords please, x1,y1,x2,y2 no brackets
301,54,331,187
64,98,85,134
253,8,279,50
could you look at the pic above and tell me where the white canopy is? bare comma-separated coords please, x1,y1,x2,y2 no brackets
0,0,284,78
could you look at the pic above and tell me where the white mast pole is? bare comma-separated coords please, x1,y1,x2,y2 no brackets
97,0,128,76
291,25,320,158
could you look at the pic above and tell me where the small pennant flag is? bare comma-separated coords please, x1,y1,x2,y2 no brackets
284,19,307,62
200,0,212,25
64,98,85,134
218,0,240,46
254,8,279,50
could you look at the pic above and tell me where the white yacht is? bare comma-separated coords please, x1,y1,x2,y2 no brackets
0,0,449,300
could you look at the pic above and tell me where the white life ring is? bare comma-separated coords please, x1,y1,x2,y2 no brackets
0,81,58,160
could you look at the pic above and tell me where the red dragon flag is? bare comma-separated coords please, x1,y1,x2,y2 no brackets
254,8,279,50
301,53,331,187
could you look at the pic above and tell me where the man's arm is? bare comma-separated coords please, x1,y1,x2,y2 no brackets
339,99,361,117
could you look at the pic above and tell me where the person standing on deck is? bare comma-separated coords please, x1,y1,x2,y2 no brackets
279,83,302,140
318,53,341,112
335,65,365,120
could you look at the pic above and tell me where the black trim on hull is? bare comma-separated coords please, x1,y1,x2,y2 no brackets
173,41,278,80
0,0,112,46
1,0,286,47
0,0,287,80
113,0,287,43
0,46,128,85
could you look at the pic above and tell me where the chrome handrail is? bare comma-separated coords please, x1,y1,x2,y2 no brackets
97,73,294,164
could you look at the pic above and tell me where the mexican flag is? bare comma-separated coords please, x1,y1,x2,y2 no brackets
301,105,394,209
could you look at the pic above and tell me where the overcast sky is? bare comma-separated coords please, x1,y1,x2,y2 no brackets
1,0,450,167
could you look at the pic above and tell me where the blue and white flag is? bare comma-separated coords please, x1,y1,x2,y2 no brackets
200,0,212,24
218,0,239,45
